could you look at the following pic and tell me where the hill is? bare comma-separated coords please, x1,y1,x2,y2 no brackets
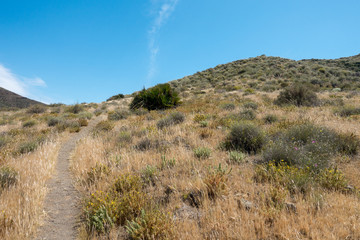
0,87,44,109
169,54,360,94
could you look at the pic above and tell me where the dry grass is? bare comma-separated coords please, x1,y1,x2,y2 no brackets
71,91,360,239
0,136,62,239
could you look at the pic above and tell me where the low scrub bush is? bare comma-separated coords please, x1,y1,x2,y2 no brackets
107,93,124,101
84,174,147,234
0,166,18,190
335,106,360,117
157,112,185,129
223,123,265,154
48,117,63,127
263,114,278,124
130,83,180,110
220,103,236,111
78,118,88,127
22,120,37,128
264,123,359,169
193,114,207,123
228,151,246,164
141,165,158,186
193,147,211,159
254,161,351,195
65,104,84,114
239,109,256,120
243,102,258,110
126,208,173,240
108,110,129,121
275,84,319,107
93,120,114,133
18,140,38,154
27,104,46,114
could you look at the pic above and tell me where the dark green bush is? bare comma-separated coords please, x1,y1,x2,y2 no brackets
107,93,125,101
130,84,180,110
275,84,319,107
224,123,265,154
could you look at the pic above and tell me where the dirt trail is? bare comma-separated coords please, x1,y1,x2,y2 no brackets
36,117,102,240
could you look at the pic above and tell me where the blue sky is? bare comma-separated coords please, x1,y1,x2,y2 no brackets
0,0,359,104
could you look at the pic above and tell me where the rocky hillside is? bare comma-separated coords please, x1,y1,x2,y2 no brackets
0,87,44,109
169,54,360,94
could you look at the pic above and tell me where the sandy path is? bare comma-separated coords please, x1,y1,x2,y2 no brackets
36,117,102,240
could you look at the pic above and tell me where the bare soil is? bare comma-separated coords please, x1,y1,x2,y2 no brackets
36,117,102,240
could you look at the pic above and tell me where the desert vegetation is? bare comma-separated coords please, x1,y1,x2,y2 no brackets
1,54,359,239
71,83,360,239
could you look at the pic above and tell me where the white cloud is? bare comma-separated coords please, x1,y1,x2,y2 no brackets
147,0,179,80
0,64,27,96
24,76,47,87
0,63,48,103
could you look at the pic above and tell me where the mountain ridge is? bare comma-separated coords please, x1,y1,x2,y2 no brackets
0,87,44,109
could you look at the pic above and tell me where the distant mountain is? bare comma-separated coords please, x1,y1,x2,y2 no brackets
169,54,360,94
0,87,44,109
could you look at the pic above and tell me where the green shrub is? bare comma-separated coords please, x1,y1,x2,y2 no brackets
68,120,81,133
130,84,180,110
78,111,93,120
93,120,114,133
224,123,265,154
18,141,38,154
27,104,46,114
193,114,207,123
107,93,125,101
22,120,37,128
117,131,133,146
135,138,152,151
220,103,236,111
193,147,211,159
141,165,158,186
263,114,278,124
0,166,18,190
239,109,256,120
65,104,84,114
85,174,147,234
264,123,359,168
243,102,258,110
157,112,185,129
78,118,88,127
275,84,319,107
228,151,246,164
108,110,129,121
0,135,9,149
335,106,360,117
48,117,63,127
126,209,173,240
254,161,352,195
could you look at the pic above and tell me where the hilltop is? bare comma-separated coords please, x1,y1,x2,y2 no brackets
0,87,44,109
169,54,360,95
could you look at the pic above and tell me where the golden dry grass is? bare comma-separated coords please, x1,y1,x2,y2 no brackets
71,92,360,239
